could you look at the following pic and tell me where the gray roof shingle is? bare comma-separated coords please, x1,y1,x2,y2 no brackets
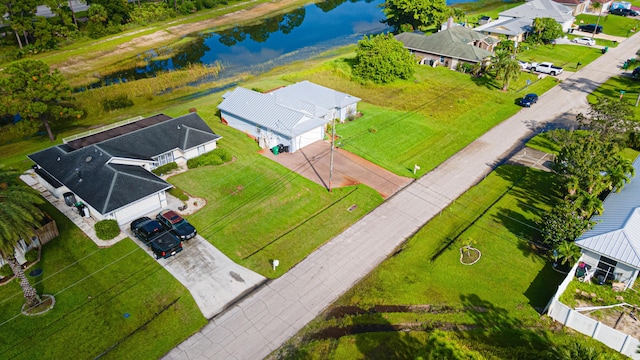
395,28,494,62
499,0,574,23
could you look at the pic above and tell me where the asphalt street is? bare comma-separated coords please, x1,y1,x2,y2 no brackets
164,32,640,360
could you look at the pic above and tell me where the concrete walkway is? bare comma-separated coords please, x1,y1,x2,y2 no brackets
164,31,640,360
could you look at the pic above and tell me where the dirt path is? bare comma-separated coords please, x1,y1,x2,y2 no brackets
56,0,306,76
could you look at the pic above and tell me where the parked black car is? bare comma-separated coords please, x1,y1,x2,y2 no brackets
633,67,640,79
157,210,197,240
578,24,603,33
610,8,639,16
131,216,183,259
519,93,538,107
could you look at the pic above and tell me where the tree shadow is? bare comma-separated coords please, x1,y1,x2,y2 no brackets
458,294,553,354
469,73,501,90
523,261,566,313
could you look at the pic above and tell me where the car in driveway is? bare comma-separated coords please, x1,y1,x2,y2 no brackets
610,8,639,16
572,37,596,46
578,24,603,34
157,210,197,240
131,216,183,259
519,93,538,107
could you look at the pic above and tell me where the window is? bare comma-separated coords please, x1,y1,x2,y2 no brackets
152,152,174,169
440,56,445,63
197,145,205,155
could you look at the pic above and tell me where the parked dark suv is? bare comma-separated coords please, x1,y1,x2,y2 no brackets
131,217,183,259
578,24,603,33
157,210,197,240
610,8,639,16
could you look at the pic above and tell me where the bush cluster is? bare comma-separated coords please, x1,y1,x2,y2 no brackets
0,121,40,145
152,161,178,175
101,95,134,112
0,264,13,278
94,220,121,240
169,187,190,201
187,148,232,168
24,249,39,263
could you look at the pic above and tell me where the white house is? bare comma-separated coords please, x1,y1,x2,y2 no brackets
575,157,640,289
28,112,221,226
475,0,575,40
217,81,360,153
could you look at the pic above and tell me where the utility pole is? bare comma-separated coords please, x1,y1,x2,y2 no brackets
329,118,335,192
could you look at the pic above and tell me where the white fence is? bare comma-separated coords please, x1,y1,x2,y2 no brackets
547,257,640,359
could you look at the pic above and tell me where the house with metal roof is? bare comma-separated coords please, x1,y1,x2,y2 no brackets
28,112,221,226
501,0,574,31
217,81,360,152
394,28,497,70
575,157,640,289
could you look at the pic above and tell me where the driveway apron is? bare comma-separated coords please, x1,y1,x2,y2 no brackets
164,31,640,359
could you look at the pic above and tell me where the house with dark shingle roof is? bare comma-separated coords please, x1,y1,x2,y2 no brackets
217,81,360,152
29,112,221,225
394,28,497,69
575,157,640,290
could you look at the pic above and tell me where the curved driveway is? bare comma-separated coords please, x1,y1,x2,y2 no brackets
164,33,640,359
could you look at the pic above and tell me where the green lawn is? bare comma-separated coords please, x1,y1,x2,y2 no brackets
576,14,640,37
588,74,640,119
0,202,206,359
286,63,556,177
275,166,625,359
517,43,603,69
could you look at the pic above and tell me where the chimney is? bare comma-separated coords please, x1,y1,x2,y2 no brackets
447,17,454,30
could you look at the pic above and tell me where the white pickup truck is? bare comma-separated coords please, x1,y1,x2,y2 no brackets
530,62,563,76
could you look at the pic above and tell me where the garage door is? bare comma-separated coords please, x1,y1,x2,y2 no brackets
114,194,162,226
295,127,323,152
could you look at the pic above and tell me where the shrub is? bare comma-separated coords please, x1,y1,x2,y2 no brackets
102,94,134,112
187,148,233,168
169,187,189,201
152,161,178,175
24,249,39,263
0,264,13,278
94,219,120,240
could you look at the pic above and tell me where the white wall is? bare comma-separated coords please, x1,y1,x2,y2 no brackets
221,111,291,149
110,192,165,226
293,127,324,152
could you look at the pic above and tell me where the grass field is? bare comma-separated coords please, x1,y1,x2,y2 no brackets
274,166,626,359
588,74,640,118
0,202,206,360
517,43,604,69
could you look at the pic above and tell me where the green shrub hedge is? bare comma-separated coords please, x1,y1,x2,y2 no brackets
169,187,189,201
187,148,232,169
94,220,121,240
101,94,134,112
152,161,178,175
24,249,39,263
0,264,13,278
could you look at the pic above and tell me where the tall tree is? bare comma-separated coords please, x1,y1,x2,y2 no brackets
381,0,448,32
0,169,45,309
0,60,83,141
530,17,563,44
605,155,635,192
0,0,38,49
353,33,416,84
491,49,520,91
577,96,634,142
539,201,594,246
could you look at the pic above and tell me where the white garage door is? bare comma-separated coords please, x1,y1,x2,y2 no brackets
114,194,162,226
295,127,323,152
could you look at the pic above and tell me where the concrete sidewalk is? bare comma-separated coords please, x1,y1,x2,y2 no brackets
164,30,640,360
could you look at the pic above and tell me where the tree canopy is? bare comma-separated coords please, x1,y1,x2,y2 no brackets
353,33,416,84
380,0,448,32
0,60,83,141
491,49,520,91
576,96,634,141
529,17,563,44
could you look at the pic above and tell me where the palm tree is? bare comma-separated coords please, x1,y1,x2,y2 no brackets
591,1,603,38
573,189,604,217
492,50,521,91
554,241,581,266
0,170,45,309
565,175,580,196
605,155,635,192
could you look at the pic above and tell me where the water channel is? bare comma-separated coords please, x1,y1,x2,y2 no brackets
93,0,477,88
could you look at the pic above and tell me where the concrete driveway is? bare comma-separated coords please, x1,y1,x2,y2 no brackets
261,141,413,199
127,229,266,319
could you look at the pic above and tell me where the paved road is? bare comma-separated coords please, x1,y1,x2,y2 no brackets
164,32,640,360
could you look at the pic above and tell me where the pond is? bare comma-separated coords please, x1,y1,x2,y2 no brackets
90,0,477,88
